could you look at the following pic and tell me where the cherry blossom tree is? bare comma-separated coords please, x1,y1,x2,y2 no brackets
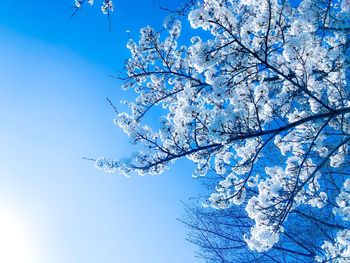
95,0,350,261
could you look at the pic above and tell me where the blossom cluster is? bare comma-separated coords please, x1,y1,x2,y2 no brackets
74,0,113,14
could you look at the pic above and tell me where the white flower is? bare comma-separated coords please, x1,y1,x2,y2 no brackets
101,0,114,14
75,0,81,8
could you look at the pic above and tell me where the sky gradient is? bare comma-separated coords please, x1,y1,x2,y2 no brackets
0,1,203,262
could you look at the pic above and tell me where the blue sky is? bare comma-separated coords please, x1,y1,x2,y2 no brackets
0,1,203,262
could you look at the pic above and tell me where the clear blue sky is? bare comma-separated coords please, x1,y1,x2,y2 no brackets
0,1,203,262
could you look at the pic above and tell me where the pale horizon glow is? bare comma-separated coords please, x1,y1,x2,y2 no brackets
0,206,38,263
